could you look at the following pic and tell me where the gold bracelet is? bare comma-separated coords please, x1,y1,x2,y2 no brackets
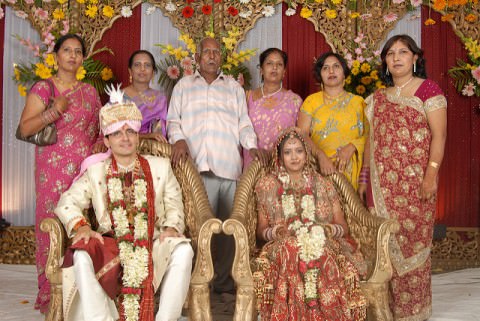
429,161,440,169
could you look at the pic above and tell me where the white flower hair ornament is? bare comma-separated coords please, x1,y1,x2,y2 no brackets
105,83,125,105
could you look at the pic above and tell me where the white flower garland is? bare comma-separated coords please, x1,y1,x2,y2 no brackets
279,174,326,306
107,168,150,321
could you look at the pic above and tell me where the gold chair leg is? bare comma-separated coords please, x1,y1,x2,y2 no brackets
361,281,393,321
223,218,256,321
189,218,222,321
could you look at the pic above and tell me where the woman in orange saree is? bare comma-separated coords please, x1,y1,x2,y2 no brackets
360,35,447,321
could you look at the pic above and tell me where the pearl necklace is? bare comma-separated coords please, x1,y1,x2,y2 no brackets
394,76,414,96
261,83,283,98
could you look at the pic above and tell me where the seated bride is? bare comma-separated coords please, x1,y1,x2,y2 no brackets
253,127,368,321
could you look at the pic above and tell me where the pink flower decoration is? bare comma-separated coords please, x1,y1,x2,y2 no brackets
472,66,480,85
410,0,422,7
392,0,405,3
184,68,194,76
25,0,35,4
462,82,476,96
384,13,398,23
61,20,70,36
35,8,49,21
355,48,363,55
14,10,28,19
167,65,180,79
180,57,194,70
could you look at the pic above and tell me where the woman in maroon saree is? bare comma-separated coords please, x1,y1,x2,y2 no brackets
360,35,447,321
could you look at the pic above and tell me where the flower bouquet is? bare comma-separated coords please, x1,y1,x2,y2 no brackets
155,28,256,97
448,37,480,97
343,33,384,98
8,2,116,96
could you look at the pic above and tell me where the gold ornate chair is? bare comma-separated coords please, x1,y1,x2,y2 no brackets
223,160,400,321
40,139,221,321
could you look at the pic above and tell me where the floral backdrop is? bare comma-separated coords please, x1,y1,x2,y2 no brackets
0,0,479,98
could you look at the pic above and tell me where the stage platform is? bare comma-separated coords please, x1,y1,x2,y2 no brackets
1,264,479,321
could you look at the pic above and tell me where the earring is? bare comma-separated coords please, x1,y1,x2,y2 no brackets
413,62,416,74
129,75,132,83
386,68,389,76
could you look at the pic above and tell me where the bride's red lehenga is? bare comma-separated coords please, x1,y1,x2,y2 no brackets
253,128,367,321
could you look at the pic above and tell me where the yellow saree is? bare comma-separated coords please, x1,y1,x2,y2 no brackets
301,91,368,189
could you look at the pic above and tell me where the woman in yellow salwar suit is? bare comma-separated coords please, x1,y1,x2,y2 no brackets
298,52,368,189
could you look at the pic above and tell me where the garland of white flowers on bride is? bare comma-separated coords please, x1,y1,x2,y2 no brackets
278,171,326,307
106,159,150,321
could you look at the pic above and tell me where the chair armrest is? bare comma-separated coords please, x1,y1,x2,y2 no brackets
40,217,66,285
330,173,400,283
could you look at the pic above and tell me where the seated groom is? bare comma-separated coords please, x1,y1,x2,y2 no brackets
54,85,193,321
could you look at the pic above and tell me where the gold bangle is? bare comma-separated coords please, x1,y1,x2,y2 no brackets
429,161,440,169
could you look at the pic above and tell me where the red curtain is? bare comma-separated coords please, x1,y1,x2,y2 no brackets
282,4,332,99
422,8,480,227
93,5,142,101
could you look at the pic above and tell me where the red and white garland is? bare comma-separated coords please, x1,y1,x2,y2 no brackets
278,172,326,307
106,158,150,321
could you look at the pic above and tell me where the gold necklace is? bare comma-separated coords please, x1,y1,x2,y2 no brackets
323,90,346,102
54,76,78,89
394,77,414,96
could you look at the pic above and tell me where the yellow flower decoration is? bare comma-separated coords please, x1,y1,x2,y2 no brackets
300,7,313,19
57,0,67,4
53,8,65,20
45,54,56,67
85,5,98,18
351,67,360,76
325,10,337,19
360,63,371,73
90,0,98,4
350,12,360,19
35,63,53,79
205,31,215,38
370,70,378,80
18,84,27,97
345,75,352,85
102,5,114,18
361,76,373,85
465,14,477,23
76,66,86,80
331,0,342,4
424,18,436,26
352,60,361,69
14,67,21,81
376,81,385,89
356,85,366,94
441,13,454,22
76,0,85,4
315,0,325,3
100,67,113,81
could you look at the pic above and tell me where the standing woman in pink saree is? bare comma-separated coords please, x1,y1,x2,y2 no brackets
243,48,302,170
359,34,447,320
17,34,103,313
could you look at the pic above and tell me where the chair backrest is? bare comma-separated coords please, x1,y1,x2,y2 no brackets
138,139,213,251
231,156,382,279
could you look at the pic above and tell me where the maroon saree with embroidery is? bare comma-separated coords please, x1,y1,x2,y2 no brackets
365,80,447,321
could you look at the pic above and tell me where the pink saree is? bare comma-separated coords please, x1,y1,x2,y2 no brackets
31,80,101,312
365,79,447,320
243,90,302,169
